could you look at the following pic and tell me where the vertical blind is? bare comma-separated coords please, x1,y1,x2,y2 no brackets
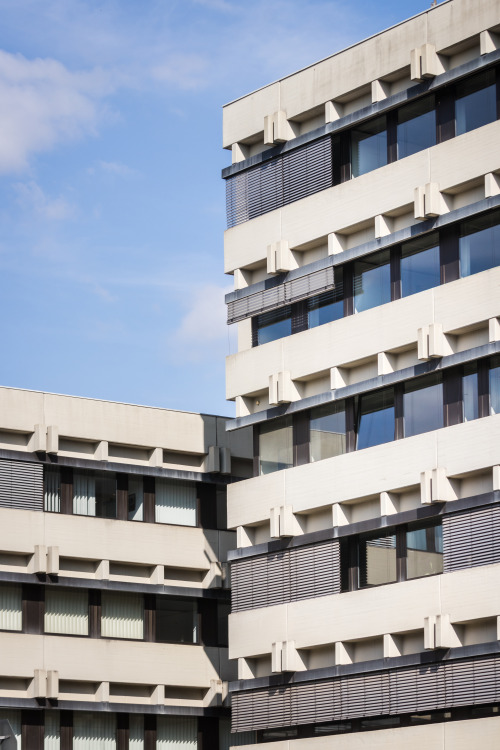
155,479,197,527
44,466,61,512
44,710,60,750
157,717,197,750
44,588,89,636
0,583,22,631
129,714,144,749
0,710,21,747
73,712,117,750
101,592,144,640
74,473,96,516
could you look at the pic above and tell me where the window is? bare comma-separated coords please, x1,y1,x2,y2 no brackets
310,403,346,462
351,116,387,177
406,522,443,579
401,234,440,297
156,598,198,644
256,307,292,346
44,466,61,512
455,69,497,136
308,269,343,328
44,588,89,636
101,592,144,640
459,210,500,278
0,584,22,631
397,96,436,159
73,712,116,750
359,532,397,587
357,388,395,450
259,418,293,475
73,471,116,518
155,479,197,526
157,717,197,750
490,356,500,415
404,374,443,438
354,250,391,313
463,363,479,422
127,475,143,521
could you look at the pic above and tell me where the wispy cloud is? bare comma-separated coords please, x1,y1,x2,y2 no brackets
14,180,75,220
87,160,137,178
170,283,232,363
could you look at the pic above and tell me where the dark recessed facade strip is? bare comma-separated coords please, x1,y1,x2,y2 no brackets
0,698,229,717
225,195,500,316
226,341,500,432
222,48,500,180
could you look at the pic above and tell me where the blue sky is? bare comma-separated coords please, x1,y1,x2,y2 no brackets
0,0,439,416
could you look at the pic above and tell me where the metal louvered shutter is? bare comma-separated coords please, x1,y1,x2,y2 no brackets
289,539,340,602
443,503,500,573
226,171,249,229
282,138,332,206
0,459,43,511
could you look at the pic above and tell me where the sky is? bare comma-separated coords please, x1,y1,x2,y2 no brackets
0,0,443,416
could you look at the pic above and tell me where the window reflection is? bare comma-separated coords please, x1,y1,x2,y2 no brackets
351,117,387,177
310,403,346,462
128,476,143,521
357,388,395,450
401,234,440,297
354,250,391,313
73,470,116,518
455,70,497,136
397,96,436,159
490,358,500,416
406,523,443,579
308,268,343,328
459,210,500,278
404,375,443,438
156,598,197,644
259,418,293,475
257,307,292,346
463,363,479,422
359,532,397,587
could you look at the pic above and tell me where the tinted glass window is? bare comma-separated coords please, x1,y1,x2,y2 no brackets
156,598,197,644
351,117,387,177
397,96,436,159
401,234,440,297
310,403,346,462
128,476,143,521
256,307,292,346
463,362,479,422
73,470,116,518
354,250,391,313
308,268,344,328
95,472,117,518
406,522,443,579
259,417,293,474
455,70,497,136
490,357,500,416
359,532,397,587
357,388,395,450
404,374,443,438
459,210,500,278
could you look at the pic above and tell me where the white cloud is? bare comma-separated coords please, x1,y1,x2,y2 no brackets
0,50,115,174
170,283,233,362
14,180,75,220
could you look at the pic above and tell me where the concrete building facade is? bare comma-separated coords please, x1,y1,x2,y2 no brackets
0,387,252,748
222,0,500,748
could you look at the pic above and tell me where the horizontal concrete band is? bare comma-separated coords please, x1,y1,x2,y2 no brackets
226,340,500,432
229,639,500,693
225,195,500,310
222,49,500,180
227,490,500,561
0,447,233,485
0,698,229,717
0,571,230,600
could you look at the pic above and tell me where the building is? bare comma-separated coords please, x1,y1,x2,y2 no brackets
0,386,252,748
222,0,500,748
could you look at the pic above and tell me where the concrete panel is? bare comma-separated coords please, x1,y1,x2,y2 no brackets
227,471,285,530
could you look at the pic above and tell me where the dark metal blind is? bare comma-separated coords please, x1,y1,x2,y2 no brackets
0,459,43,511
226,136,333,229
231,653,500,732
443,503,500,573
231,539,340,613
227,266,336,324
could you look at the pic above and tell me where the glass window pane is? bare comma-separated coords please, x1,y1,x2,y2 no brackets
310,403,346,462
0,583,22,631
463,363,478,422
404,375,443,438
45,710,60,750
359,533,397,587
95,473,117,518
490,358,500,415
44,588,89,636
401,234,440,297
101,592,144,640
73,471,116,518
455,71,497,136
156,598,197,644
44,467,61,512
407,523,443,579
128,476,143,521
259,418,293,474
308,269,344,328
354,250,391,313
351,117,387,177
155,479,197,526
357,388,395,450
157,717,197,750
459,211,500,277
256,307,292,346
73,712,117,750
397,96,436,159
